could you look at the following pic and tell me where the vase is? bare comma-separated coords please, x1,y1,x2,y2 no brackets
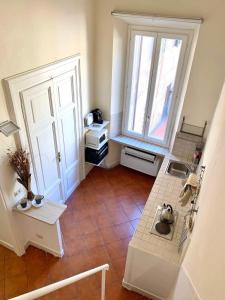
27,174,34,201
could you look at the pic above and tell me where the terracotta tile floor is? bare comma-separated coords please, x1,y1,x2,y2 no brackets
0,166,155,300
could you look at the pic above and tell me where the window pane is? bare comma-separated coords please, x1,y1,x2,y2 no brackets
128,35,154,134
148,38,182,141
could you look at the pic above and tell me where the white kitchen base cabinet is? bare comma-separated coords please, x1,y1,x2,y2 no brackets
123,243,180,300
122,155,191,300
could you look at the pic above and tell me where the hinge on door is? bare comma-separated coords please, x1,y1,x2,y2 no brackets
57,152,61,163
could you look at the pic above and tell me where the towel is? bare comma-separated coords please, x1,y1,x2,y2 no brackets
179,173,198,206
179,186,192,206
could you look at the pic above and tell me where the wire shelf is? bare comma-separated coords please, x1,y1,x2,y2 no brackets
180,116,207,138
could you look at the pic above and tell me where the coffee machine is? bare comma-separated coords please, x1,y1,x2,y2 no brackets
91,108,103,124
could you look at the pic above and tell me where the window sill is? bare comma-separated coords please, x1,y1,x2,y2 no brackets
111,135,169,157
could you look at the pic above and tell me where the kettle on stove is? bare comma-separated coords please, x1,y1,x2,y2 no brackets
160,204,174,224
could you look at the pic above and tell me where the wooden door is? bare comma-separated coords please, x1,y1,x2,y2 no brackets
21,80,65,203
53,70,80,199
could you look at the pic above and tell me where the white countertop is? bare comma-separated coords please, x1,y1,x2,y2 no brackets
131,154,189,266
111,135,169,157
14,200,67,225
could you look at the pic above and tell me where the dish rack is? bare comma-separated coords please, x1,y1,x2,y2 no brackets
180,116,207,138
178,165,206,252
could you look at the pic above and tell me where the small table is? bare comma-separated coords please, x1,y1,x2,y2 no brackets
13,200,67,257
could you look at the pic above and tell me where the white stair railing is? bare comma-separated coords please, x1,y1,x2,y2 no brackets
9,264,109,300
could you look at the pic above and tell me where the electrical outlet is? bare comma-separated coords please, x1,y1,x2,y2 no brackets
36,234,43,239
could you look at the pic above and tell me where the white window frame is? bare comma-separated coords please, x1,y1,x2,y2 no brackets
122,25,194,148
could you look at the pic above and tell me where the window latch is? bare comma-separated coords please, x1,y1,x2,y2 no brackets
57,152,61,163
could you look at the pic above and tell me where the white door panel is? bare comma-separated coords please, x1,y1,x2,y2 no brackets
44,183,63,204
59,110,78,168
65,165,79,197
56,76,75,109
53,70,80,199
21,81,65,203
35,125,60,191
30,89,54,126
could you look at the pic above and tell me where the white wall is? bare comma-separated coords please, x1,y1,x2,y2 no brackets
94,0,225,128
110,19,128,117
169,266,200,300
0,0,95,250
0,189,15,249
171,81,225,299
104,19,127,167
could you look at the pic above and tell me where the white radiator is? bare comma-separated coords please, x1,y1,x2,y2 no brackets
120,146,161,177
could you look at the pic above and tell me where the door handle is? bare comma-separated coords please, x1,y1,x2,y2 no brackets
57,152,61,163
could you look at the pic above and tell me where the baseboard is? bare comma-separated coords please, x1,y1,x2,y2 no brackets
0,239,15,252
66,179,80,200
25,241,64,257
85,162,94,175
122,279,163,300
103,160,120,169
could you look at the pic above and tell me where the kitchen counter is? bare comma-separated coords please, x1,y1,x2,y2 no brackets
111,135,169,157
123,153,192,299
13,200,66,225
131,154,187,265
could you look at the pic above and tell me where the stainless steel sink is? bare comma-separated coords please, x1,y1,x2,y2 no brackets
166,160,190,179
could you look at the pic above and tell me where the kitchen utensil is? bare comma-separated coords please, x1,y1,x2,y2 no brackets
160,204,174,224
84,113,94,127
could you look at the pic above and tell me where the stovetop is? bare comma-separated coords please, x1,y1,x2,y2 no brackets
150,205,178,240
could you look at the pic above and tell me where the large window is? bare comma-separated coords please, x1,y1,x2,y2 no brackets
123,29,188,147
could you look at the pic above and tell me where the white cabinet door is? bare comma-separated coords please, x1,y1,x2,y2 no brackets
21,80,65,203
53,70,80,199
